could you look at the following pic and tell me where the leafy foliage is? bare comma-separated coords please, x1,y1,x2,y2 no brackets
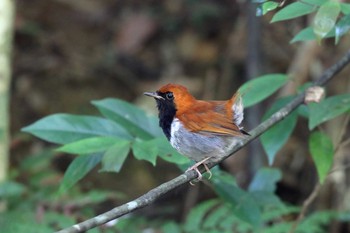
22,99,188,191
309,131,334,183
260,96,298,164
239,73,288,107
256,0,350,43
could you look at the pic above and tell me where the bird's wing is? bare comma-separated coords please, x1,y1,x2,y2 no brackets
178,101,244,137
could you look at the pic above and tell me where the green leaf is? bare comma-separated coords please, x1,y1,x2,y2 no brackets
212,171,261,228
302,0,327,6
335,14,350,44
184,199,221,232
92,98,163,139
309,131,334,183
340,3,350,14
57,136,122,154
271,2,316,23
261,97,298,165
291,26,337,43
239,74,288,107
100,140,130,172
132,140,158,166
0,181,26,198
59,153,103,193
313,1,340,40
258,1,279,16
308,94,350,130
291,27,316,43
22,114,132,144
248,168,281,193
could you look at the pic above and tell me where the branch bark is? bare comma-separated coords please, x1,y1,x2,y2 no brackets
56,49,350,233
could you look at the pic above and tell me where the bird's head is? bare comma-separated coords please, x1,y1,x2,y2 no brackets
144,83,195,116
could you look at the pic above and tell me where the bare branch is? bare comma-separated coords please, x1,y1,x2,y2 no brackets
56,49,350,233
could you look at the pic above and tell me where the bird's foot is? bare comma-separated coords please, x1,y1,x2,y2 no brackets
186,157,212,185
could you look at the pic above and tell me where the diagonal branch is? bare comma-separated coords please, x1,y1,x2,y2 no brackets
56,49,350,233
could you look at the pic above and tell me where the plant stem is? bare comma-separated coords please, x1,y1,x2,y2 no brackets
0,0,15,212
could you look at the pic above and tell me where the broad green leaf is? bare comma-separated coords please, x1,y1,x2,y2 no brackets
261,97,298,165
313,1,340,40
57,136,122,154
249,168,282,207
100,140,130,172
59,153,103,193
22,114,132,144
340,3,350,14
271,2,316,23
184,199,221,232
335,14,350,44
291,26,336,43
308,94,350,130
212,171,261,228
302,0,327,6
248,168,281,193
291,27,315,43
132,140,158,166
239,74,288,107
92,98,162,139
309,131,333,183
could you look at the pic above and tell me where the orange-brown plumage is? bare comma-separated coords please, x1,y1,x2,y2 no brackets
144,83,248,181
157,84,243,137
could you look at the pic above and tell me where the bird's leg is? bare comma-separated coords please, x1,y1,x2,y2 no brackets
203,163,212,179
186,157,212,184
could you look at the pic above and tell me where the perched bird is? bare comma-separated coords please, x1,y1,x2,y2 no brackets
144,83,248,180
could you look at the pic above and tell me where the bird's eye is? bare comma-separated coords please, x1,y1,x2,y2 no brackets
166,92,174,100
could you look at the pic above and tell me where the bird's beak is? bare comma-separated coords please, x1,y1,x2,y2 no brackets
144,92,164,100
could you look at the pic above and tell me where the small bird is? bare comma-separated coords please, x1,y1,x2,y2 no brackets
144,83,248,181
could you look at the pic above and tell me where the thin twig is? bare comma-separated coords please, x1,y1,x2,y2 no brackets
288,183,322,233
56,49,350,233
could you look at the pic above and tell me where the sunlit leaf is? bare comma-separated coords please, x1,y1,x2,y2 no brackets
239,74,288,107
308,94,350,130
313,1,340,40
100,140,130,172
271,2,316,23
59,153,103,193
309,131,334,183
261,97,298,165
57,137,122,154
22,114,132,144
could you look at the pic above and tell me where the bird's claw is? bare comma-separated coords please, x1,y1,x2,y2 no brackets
186,157,212,185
